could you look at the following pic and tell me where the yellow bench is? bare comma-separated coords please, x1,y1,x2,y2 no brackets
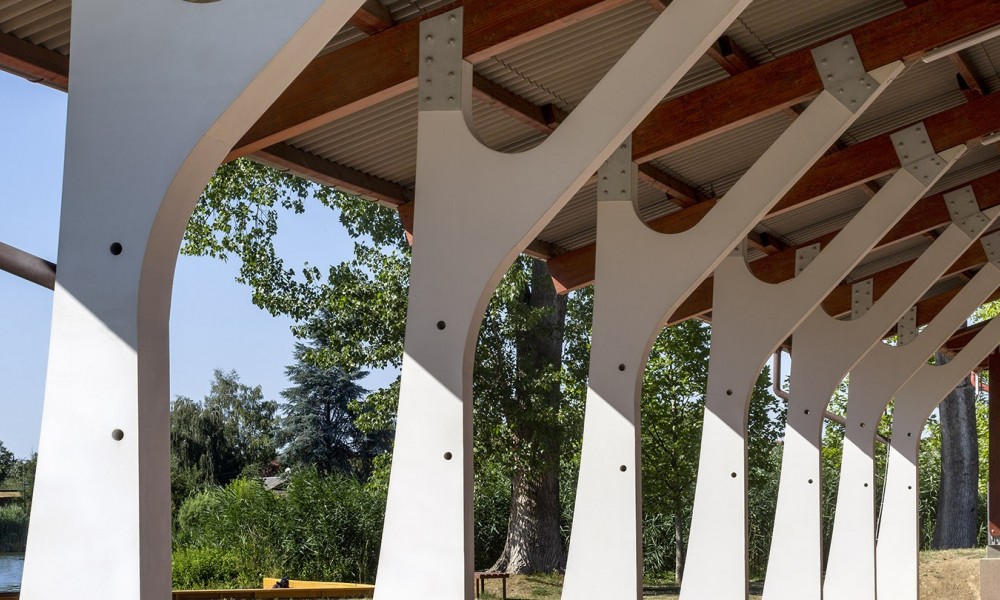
169,579,374,599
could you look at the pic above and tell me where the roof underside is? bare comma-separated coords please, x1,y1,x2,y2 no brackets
5,0,1000,334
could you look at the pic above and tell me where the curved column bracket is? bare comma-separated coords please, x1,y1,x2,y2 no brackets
687,144,965,600
20,2,363,599
764,207,999,600
568,58,907,600
824,263,1000,600
382,2,763,598
877,286,1000,600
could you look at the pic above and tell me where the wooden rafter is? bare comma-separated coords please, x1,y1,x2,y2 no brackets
0,32,68,90
350,0,396,36
631,0,1000,163
951,51,986,100
254,143,413,207
233,0,1000,160
549,90,1000,294
229,0,634,158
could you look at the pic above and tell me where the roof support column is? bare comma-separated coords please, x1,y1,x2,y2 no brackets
763,203,998,600
18,2,361,599
683,138,962,599
561,44,904,599
874,284,1000,600
823,250,1000,600
374,2,759,597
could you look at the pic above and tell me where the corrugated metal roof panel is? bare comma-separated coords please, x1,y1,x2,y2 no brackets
726,0,903,63
536,179,674,252
761,187,871,245
0,0,70,54
843,59,966,144
384,0,453,22
928,144,1000,196
846,236,930,282
651,112,791,199
475,1,657,111
288,91,546,189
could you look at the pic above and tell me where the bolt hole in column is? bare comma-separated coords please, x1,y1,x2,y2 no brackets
864,483,869,488
111,429,124,441
731,472,738,478
109,242,123,256
436,320,446,330
726,389,733,396
808,479,814,484
443,452,453,460
618,364,626,372
804,409,810,415
620,465,627,472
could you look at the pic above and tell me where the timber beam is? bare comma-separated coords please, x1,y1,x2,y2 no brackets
0,32,68,90
229,0,635,158
233,0,1000,160
632,0,1000,162
254,143,413,207
550,90,1000,294
350,0,396,36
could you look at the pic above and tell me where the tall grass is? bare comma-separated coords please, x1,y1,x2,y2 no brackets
0,504,28,553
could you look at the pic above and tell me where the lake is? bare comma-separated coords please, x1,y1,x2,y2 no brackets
0,553,23,592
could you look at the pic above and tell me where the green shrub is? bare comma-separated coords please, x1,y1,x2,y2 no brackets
172,546,242,589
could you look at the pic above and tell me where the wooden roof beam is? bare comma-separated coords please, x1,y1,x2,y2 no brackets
350,0,396,36
0,32,68,90
230,0,634,158
254,143,413,207
666,165,1000,325
549,90,1000,294
631,0,1000,163
951,51,987,100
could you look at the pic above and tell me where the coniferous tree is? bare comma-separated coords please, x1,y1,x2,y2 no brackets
277,344,372,476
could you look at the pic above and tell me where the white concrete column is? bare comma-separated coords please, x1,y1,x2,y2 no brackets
763,207,998,600
823,255,1000,600
20,2,362,600
562,52,902,599
682,138,963,599
876,258,1000,600
375,3,756,598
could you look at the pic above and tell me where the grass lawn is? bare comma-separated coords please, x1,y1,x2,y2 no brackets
474,549,987,600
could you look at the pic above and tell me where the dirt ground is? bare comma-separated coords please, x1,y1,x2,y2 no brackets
475,549,986,600
919,548,983,600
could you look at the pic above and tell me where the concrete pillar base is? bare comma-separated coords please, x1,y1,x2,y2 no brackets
981,548,1000,600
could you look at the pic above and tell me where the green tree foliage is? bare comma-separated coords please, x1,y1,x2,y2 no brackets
639,319,785,581
170,369,278,509
0,442,15,484
277,345,381,477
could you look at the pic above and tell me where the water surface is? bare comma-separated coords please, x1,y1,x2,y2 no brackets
0,553,23,592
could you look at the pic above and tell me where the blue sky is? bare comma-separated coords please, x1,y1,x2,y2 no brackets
0,71,395,458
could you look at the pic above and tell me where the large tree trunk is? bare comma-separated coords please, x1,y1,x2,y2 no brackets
932,352,980,549
491,259,569,573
